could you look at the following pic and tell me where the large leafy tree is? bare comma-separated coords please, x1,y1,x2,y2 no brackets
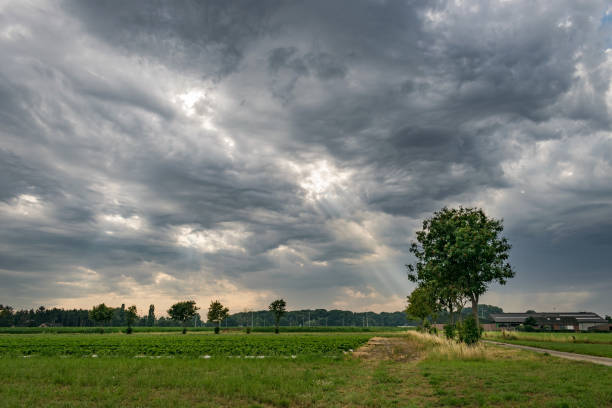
407,207,515,326
168,301,199,334
269,299,287,334
207,300,229,334
89,303,114,328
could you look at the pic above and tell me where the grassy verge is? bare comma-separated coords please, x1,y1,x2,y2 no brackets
484,331,612,344
486,339,612,358
0,355,435,408
419,350,612,407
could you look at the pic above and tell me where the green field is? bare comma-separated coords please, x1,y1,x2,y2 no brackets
485,339,612,358
483,331,612,358
484,331,612,344
0,331,610,407
0,326,408,335
0,333,372,357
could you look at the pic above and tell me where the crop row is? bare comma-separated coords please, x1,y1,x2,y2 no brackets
0,334,373,357
0,326,406,334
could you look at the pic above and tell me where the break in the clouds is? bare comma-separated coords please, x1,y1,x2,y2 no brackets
1,0,611,316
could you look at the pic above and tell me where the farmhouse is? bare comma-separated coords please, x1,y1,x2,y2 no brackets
490,312,610,331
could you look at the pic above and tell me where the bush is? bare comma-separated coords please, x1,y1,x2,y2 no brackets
214,326,220,334
182,327,187,335
246,327,251,334
428,326,438,335
457,316,481,345
275,327,279,334
126,326,133,335
443,324,455,339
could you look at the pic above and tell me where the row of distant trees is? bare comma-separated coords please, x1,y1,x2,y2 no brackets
0,303,426,328
87,299,287,334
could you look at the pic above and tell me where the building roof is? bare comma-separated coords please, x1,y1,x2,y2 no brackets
490,312,607,324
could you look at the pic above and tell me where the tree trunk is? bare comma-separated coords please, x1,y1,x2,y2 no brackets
448,305,454,325
471,297,479,327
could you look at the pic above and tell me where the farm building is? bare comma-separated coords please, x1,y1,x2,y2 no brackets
490,312,610,331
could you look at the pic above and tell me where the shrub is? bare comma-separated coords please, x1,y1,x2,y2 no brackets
214,326,220,334
246,327,251,334
428,326,438,335
457,316,481,345
126,326,133,335
443,324,455,339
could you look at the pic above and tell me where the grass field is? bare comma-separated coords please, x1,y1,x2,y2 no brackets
0,331,610,407
483,330,612,358
483,331,612,344
485,339,612,358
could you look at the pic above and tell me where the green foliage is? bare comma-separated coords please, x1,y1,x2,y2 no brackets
406,285,438,328
0,334,372,357
524,316,537,327
167,301,198,333
207,300,229,332
89,304,114,327
125,306,137,332
443,324,456,340
246,326,251,334
407,207,515,325
269,299,287,333
457,316,481,345
147,304,155,326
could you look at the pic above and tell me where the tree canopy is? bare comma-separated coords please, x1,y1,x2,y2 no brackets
207,300,229,331
405,285,438,328
167,301,198,333
269,299,287,333
407,207,515,326
89,303,114,326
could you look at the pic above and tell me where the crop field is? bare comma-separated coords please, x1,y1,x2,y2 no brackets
0,333,372,357
1,331,610,407
0,325,408,335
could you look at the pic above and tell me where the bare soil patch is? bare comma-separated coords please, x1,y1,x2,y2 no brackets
353,336,422,362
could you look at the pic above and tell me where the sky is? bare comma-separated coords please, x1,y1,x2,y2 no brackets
1,0,611,317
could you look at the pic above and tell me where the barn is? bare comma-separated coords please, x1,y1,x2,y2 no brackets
490,312,609,331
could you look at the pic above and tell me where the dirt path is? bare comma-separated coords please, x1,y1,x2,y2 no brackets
352,336,422,361
484,340,612,367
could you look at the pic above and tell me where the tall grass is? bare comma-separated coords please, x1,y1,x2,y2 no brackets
406,331,495,361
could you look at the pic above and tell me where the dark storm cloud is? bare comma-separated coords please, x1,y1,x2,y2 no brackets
1,0,611,314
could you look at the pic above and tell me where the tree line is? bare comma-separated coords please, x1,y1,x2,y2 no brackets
2,302,479,328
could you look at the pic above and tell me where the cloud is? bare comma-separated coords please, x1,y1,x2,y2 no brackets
0,0,611,316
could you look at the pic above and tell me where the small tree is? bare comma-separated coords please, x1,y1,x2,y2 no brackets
168,301,199,334
269,299,287,334
207,300,229,334
125,305,137,334
523,315,537,331
89,303,114,332
406,285,438,330
147,304,155,326
457,316,481,345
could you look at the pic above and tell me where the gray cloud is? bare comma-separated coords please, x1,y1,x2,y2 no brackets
0,0,611,315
